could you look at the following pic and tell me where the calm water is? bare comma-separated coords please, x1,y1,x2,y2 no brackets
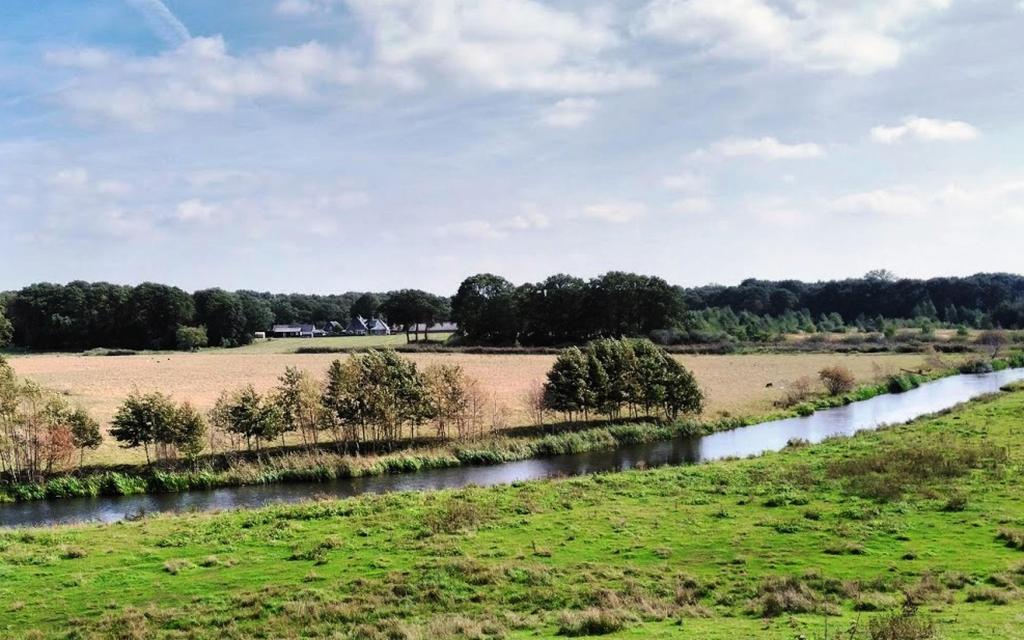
3,369,1023,528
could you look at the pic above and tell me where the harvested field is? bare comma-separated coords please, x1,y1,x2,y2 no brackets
6,351,941,465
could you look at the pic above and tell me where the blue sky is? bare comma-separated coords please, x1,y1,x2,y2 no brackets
1,0,1022,294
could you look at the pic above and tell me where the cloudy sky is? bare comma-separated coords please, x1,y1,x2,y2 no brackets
1,0,1022,294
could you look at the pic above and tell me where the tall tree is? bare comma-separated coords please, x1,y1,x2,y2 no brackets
451,274,519,344
351,293,382,321
194,288,248,347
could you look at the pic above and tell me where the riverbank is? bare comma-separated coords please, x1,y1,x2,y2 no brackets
5,363,1017,514
0,368,960,505
3,383,1024,638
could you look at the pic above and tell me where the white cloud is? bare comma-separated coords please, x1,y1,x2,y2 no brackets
126,0,191,47
44,48,113,69
540,97,598,128
707,136,824,160
755,205,807,226
580,201,646,223
504,210,551,230
175,199,221,223
48,37,361,128
437,209,551,240
831,187,930,217
49,168,90,190
871,116,980,144
670,196,713,215
347,0,657,93
275,0,339,16
661,170,706,192
633,0,951,75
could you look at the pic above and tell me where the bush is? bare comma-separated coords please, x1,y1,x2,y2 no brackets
997,528,1024,550
175,325,208,352
819,365,856,396
556,609,634,636
959,359,994,374
867,611,936,640
886,374,921,394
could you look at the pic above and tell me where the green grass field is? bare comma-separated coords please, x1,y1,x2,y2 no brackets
3,389,1024,639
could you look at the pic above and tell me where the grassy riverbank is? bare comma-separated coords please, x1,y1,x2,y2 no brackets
3,384,1024,638
0,367,963,504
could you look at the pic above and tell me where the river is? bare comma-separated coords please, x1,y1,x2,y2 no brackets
2,368,1022,528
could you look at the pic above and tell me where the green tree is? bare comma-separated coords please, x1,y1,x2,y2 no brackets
321,358,367,451
236,291,275,336
361,350,432,442
110,391,179,464
423,363,471,439
124,283,196,350
273,366,325,447
175,325,208,351
173,403,207,466
194,288,248,347
351,293,382,321
225,386,284,451
0,306,12,348
589,338,639,417
660,357,703,420
451,274,519,344
68,407,102,466
380,290,450,342
542,347,590,422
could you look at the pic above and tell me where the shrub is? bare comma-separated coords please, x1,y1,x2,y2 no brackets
886,374,921,394
175,325,208,352
965,587,1014,605
748,575,819,617
867,611,936,640
819,365,856,396
959,359,994,374
941,492,968,512
997,528,1024,550
778,376,816,407
556,608,634,636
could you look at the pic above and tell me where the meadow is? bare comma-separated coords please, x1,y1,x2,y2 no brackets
2,385,1024,638
5,350,941,465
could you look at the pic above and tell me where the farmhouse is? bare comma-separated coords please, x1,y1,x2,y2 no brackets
345,317,392,336
270,324,325,338
409,321,459,334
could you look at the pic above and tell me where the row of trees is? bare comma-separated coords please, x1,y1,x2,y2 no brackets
542,338,704,421
5,271,1024,351
86,341,704,470
0,283,451,352
0,356,102,483
106,351,488,460
451,271,1024,345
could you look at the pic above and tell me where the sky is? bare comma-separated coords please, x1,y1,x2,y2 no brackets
1,0,1023,295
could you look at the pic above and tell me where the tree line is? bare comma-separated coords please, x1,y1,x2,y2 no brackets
450,271,1024,345
4,271,1024,351
0,282,448,351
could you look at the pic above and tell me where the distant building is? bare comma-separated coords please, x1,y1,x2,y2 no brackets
366,318,391,336
406,321,458,334
345,317,369,335
270,324,325,338
344,317,391,336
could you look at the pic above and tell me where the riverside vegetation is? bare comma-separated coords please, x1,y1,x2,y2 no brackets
2,383,1024,638
0,339,706,503
2,343,1020,505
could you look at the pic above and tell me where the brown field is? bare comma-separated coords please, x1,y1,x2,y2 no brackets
5,350,942,465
